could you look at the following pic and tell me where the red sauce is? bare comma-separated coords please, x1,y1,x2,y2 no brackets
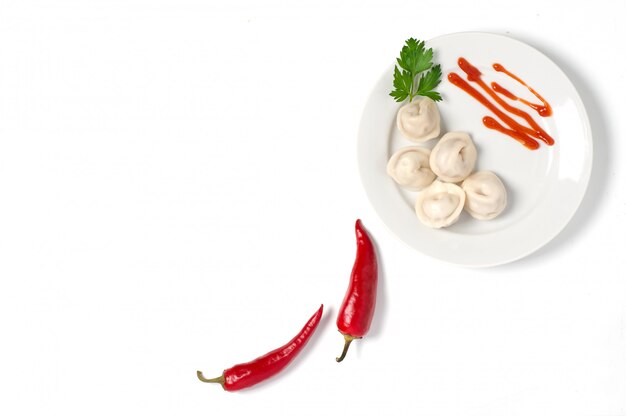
490,82,516,100
457,58,553,146
449,57,554,150
493,63,553,117
447,72,541,149
483,116,540,150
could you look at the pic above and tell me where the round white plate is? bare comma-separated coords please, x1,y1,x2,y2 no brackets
357,32,592,267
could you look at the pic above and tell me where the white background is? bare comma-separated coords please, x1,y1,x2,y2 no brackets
0,1,624,415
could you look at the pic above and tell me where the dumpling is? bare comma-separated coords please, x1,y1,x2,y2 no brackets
386,146,436,191
396,96,441,142
462,171,507,220
429,132,477,183
415,181,466,228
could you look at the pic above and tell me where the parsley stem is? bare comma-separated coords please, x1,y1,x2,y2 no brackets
409,76,417,102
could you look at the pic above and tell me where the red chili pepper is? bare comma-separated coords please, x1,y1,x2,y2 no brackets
197,304,323,391
336,219,378,362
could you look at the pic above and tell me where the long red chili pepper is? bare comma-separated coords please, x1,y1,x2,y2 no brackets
197,304,323,391
336,219,378,362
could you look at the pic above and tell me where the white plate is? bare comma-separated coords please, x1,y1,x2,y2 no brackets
357,32,592,267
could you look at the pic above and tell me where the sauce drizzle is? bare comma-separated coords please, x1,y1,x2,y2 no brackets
447,72,541,150
492,63,553,117
448,57,554,150
483,116,540,150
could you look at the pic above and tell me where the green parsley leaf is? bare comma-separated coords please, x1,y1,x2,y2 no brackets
389,66,412,102
397,38,432,75
390,38,442,103
416,64,442,102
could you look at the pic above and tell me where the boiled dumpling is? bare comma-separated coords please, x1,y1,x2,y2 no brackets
462,171,507,220
429,132,477,183
415,181,465,228
386,146,436,191
396,96,441,142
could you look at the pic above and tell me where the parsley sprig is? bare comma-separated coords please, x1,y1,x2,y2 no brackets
390,38,442,103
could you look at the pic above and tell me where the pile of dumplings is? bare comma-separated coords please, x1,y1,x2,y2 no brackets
387,97,507,229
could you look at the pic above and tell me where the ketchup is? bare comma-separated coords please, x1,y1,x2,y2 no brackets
448,72,541,150
482,116,540,150
493,63,552,117
449,57,554,150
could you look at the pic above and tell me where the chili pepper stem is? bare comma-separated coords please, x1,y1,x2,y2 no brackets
197,371,226,389
336,333,361,363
